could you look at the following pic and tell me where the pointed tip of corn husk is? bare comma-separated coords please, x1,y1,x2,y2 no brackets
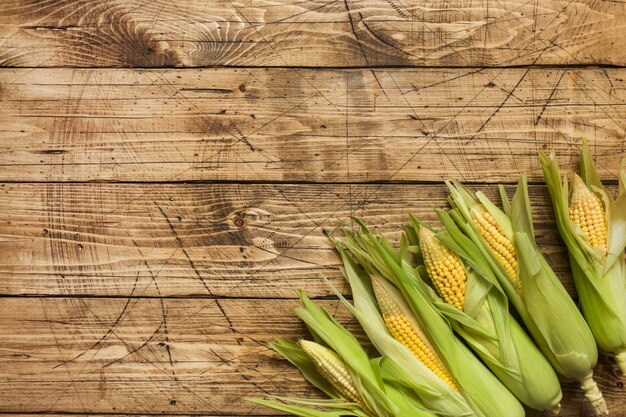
580,372,609,415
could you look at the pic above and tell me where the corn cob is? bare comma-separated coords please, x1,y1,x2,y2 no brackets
370,276,459,391
299,340,365,407
569,174,608,252
418,228,467,310
541,141,626,379
470,204,521,295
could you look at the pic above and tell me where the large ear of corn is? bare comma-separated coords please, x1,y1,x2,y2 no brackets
469,204,521,294
447,176,608,415
541,140,626,376
370,276,459,391
406,215,562,413
337,228,525,417
511,174,607,415
418,227,467,310
333,246,480,417
569,174,608,252
446,180,522,299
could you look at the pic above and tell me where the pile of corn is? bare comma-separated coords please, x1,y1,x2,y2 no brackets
247,141,625,417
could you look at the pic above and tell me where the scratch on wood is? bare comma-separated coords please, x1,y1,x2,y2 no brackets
535,70,566,125
343,0,369,65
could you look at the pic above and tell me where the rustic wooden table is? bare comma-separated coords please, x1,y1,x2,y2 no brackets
0,1,624,416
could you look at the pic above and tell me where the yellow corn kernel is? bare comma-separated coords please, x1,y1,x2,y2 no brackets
419,227,467,310
299,340,364,406
371,277,459,391
569,175,607,252
471,204,522,295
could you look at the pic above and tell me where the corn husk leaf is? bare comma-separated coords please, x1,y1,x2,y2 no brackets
270,339,337,397
245,397,368,417
369,357,439,417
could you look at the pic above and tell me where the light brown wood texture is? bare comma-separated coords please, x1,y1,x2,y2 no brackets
0,297,623,416
1,182,609,298
2,1,626,416
2,67,625,183
2,0,626,67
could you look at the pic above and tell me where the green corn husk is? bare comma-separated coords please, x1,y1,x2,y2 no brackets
447,175,606,415
335,224,525,417
541,140,626,373
246,292,436,417
405,214,562,413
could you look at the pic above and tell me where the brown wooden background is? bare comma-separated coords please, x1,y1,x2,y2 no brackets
1,1,625,415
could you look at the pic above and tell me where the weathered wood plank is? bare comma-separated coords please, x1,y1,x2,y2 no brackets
1,182,618,298
1,68,625,183
1,0,626,67
0,297,622,416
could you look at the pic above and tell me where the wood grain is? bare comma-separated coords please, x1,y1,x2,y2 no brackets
0,297,623,416
2,2,626,416
1,0,626,68
1,182,618,298
2,68,625,183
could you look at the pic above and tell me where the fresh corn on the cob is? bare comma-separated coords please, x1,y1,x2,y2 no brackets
370,276,459,390
419,228,467,309
337,226,525,417
470,204,522,294
407,216,562,413
569,174,608,252
541,141,626,376
333,248,478,417
446,176,607,415
299,340,365,408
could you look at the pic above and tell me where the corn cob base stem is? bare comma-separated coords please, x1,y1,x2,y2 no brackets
579,372,608,416
616,350,626,375
549,402,562,415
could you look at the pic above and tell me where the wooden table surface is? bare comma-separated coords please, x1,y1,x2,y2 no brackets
1,1,625,415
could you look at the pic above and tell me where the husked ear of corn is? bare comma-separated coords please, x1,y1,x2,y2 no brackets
541,140,626,376
332,247,476,417
407,215,562,413
446,180,522,297
447,176,608,414
336,226,526,417
299,340,365,407
470,204,521,294
569,174,608,252
418,227,467,310
370,276,459,391
510,174,607,415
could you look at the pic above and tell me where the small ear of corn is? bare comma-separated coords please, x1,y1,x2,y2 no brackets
569,174,608,252
370,277,459,391
470,204,522,295
418,227,467,310
299,340,364,407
